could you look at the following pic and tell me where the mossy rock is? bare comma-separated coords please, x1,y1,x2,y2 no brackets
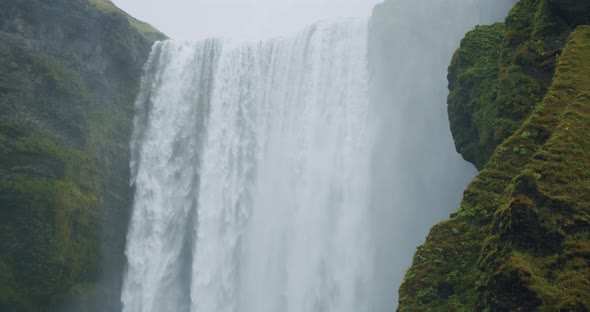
448,23,505,169
399,22,590,311
0,0,164,310
86,0,166,41
448,0,571,170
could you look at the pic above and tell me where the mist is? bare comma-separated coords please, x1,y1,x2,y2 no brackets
368,0,517,307
112,0,381,40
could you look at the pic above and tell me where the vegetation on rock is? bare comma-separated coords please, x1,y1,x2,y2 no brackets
87,0,164,41
0,0,164,311
448,23,505,170
448,0,572,169
399,0,590,310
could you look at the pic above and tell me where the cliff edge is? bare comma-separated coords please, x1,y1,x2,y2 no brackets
0,0,164,311
399,0,590,310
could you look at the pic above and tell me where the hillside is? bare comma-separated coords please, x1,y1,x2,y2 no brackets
0,0,164,310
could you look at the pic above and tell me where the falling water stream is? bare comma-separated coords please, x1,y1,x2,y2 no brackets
121,1,516,310
123,19,376,312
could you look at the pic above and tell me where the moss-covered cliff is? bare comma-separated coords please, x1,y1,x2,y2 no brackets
448,0,576,170
0,0,164,311
399,0,590,310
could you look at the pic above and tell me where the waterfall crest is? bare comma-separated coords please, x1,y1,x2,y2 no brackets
122,18,378,312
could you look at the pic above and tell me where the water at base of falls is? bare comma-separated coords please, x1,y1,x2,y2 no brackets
122,18,378,312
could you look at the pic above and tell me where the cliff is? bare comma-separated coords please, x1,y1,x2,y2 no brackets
399,0,590,310
0,0,165,311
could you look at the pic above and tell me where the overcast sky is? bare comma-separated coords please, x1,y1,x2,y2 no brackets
112,0,382,41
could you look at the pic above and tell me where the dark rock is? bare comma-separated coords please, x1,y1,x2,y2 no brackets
498,196,564,254
548,0,590,26
485,265,542,312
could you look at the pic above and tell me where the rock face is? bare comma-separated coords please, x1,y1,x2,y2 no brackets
399,0,590,310
447,23,506,170
0,0,164,311
448,0,572,169
548,0,590,27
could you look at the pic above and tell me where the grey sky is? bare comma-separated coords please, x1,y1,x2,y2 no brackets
112,0,381,40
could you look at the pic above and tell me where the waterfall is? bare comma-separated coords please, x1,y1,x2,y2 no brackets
122,19,378,312
121,0,516,309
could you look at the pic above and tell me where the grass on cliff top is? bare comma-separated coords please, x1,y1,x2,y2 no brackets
87,0,166,40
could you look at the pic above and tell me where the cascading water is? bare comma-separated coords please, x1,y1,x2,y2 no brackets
122,1,516,310
123,19,377,312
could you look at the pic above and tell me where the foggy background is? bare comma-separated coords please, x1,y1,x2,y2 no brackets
112,0,381,40
367,0,517,307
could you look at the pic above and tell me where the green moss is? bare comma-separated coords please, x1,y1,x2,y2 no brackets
87,0,166,41
448,0,569,170
448,23,505,169
400,24,590,311
87,0,118,13
0,121,103,309
12,136,69,159
0,0,160,309
0,134,103,310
